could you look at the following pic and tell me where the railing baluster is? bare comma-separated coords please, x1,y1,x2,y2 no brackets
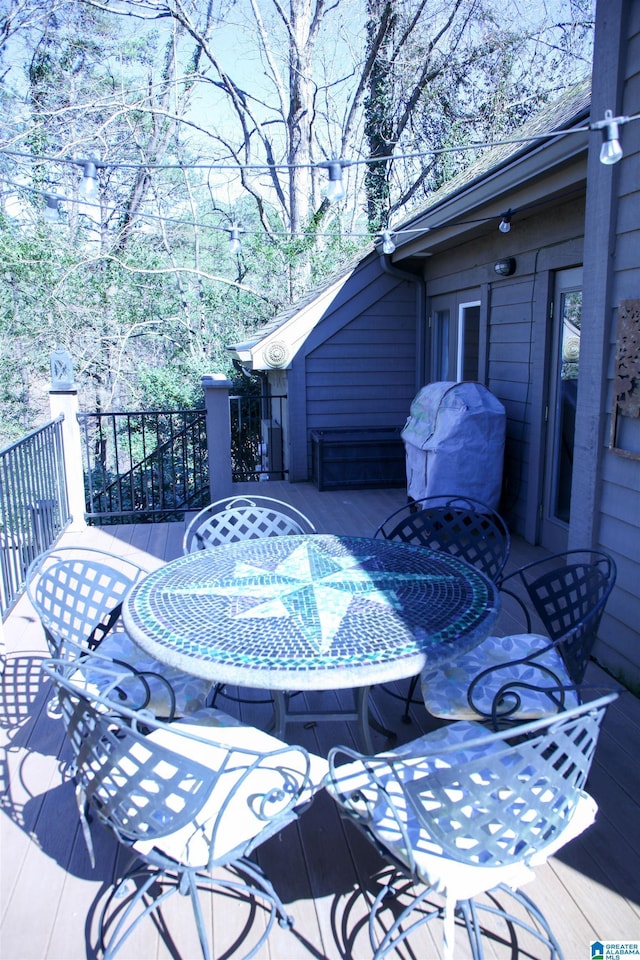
0,418,71,617
73,394,286,524
77,408,209,523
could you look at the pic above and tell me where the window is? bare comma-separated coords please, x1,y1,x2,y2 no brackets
433,309,450,380
457,302,481,380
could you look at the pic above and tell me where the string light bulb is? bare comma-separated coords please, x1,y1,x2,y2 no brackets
381,230,396,254
319,159,350,203
499,210,512,233
77,159,100,200
43,193,61,223
227,224,243,255
592,109,625,165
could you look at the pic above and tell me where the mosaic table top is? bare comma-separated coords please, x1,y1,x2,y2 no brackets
123,534,500,690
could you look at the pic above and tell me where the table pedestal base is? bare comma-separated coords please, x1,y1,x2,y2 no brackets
271,687,396,754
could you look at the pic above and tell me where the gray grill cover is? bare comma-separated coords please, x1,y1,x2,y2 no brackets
402,381,505,508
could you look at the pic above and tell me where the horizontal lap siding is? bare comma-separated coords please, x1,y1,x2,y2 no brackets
488,278,538,530
424,195,584,540
594,6,640,687
306,285,417,432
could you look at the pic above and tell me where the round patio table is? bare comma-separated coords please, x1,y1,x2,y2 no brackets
123,534,500,750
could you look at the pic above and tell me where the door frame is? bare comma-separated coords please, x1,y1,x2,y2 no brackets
540,266,583,553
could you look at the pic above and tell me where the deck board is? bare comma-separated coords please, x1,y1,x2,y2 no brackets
1,482,638,959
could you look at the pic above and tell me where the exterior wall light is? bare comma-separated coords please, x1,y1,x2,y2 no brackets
494,257,516,277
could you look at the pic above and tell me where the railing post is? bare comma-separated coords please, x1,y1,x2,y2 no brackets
202,374,233,501
48,389,87,531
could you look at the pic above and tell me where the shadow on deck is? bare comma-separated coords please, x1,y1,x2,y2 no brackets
1,483,639,959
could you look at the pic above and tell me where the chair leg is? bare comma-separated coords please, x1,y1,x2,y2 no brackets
474,885,565,960
402,674,419,724
99,857,294,960
183,870,212,960
209,681,223,708
367,872,563,960
369,873,443,960
101,866,176,960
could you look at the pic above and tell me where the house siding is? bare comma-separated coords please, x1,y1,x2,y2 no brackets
232,0,640,686
582,0,640,688
422,198,586,540
284,256,421,482
306,302,417,429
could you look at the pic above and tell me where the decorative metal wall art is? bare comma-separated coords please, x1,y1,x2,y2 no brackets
610,298,640,459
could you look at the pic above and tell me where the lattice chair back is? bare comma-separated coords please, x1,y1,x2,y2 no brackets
43,657,327,960
500,549,616,684
25,546,148,657
27,547,212,718
183,495,317,554
374,494,510,722
325,691,617,960
373,494,510,584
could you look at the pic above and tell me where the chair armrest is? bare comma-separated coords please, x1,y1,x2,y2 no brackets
495,579,534,632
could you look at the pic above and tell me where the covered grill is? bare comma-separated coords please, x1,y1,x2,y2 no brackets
401,381,506,508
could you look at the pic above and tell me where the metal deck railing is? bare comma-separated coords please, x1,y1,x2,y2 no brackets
0,418,70,616
78,409,210,524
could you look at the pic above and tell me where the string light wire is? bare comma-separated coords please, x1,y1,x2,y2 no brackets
1,106,634,246
0,177,594,247
2,110,638,177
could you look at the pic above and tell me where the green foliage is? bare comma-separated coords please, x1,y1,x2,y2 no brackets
136,364,206,411
0,0,595,449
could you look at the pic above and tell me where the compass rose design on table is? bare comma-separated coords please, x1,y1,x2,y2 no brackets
125,534,500,697
182,538,454,655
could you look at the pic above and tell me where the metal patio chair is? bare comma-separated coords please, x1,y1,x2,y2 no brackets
421,548,617,725
26,546,212,718
183,494,316,554
183,495,316,708
373,494,510,722
325,691,617,960
43,656,327,960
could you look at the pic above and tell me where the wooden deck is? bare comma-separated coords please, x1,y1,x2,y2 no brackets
1,483,639,960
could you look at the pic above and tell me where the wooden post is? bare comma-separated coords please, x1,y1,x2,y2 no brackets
48,389,87,531
202,374,233,501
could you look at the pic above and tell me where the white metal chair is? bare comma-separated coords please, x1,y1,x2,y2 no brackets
26,546,212,718
325,691,617,960
183,495,316,554
43,655,328,960
420,549,616,725
374,494,510,722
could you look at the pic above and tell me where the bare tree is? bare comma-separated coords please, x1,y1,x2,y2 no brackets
0,0,595,434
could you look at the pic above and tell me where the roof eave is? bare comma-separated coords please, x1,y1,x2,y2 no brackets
226,264,359,371
392,121,590,260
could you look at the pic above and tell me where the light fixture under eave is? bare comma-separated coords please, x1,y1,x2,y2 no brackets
494,257,516,277
593,109,625,165
381,230,396,255
498,211,512,233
